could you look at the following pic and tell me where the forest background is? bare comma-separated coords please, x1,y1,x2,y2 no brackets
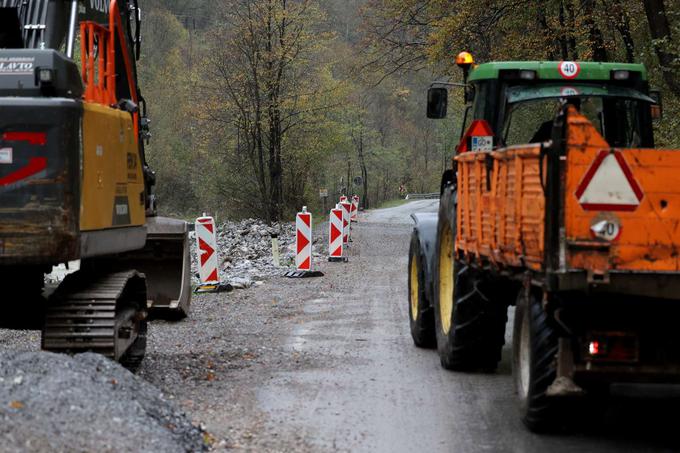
140,0,680,222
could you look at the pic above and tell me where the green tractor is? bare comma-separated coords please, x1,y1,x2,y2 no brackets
409,52,671,431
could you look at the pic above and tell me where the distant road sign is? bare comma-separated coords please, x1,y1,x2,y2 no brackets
319,188,329,198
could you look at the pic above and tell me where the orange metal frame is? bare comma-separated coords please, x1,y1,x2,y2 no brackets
80,0,139,140
456,145,545,271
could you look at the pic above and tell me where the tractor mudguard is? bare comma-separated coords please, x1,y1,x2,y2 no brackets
411,212,439,307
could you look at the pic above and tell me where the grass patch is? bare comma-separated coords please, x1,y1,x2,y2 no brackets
376,198,409,209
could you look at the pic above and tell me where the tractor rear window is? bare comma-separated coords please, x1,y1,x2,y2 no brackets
503,98,603,145
506,84,654,104
503,94,647,148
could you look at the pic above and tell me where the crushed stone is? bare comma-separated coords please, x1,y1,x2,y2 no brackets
0,352,208,453
190,218,326,286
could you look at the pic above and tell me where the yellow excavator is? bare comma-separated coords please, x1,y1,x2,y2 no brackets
0,0,192,369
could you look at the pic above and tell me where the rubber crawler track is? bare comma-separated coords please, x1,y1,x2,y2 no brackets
42,270,146,362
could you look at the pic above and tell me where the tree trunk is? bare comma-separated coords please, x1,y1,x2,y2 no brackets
537,4,556,60
361,164,369,209
356,128,369,209
643,0,680,94
566,1,578,59
606,0,635,63
558,1,569,59
581,0,608,61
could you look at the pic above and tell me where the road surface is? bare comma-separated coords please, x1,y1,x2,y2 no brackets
6,200,677,452
145,199,680,451
244,200,678,452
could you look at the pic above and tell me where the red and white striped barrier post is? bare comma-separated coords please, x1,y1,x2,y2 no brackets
339,195,348,203
351,195,359,222
328,207,346,262
295,207,313,271
285,207,324,278
340,201,352,245
195,216,220,292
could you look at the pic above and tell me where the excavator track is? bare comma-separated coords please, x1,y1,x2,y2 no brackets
42,270,148,368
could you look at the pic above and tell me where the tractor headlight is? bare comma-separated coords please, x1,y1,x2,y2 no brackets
519,70,537,80
611,70,630,81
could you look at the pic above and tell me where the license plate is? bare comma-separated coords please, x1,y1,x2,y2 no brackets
471,136,493,152
0,148,12,164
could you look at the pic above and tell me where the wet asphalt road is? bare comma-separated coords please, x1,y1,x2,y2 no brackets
254,200,680,453
2,200,679,451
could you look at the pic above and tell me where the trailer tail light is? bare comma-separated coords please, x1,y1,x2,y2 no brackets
588,341,601,356
2,132,47,146
585,333,639,363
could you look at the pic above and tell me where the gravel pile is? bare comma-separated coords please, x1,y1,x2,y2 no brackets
0,352,208,453
190,218,325,287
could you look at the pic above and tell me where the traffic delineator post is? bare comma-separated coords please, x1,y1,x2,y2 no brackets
295,209,312,271
340,201,352,245
195,216,222,293
286,207,324,278
351,195,359,222
328,207,346,262
340,195,348,203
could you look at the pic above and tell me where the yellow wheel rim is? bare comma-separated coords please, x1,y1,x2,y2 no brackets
410,257,419,320
438,226,454,335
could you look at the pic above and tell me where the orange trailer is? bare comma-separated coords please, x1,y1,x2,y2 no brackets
456,105,680,279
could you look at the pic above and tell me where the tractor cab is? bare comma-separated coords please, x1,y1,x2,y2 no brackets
428,55,661,151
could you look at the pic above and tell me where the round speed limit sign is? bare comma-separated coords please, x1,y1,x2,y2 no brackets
590,218,621,242
558,61,580,79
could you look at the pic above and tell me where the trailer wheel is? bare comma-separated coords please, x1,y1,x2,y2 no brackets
513,287,560,432
434,186,507,371
408,231,436,348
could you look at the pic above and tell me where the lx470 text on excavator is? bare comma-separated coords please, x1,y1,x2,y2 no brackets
407,51,679,431
0,0,192,370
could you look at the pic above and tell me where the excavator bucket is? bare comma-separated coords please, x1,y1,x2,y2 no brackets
124,217,192,318
144,217,192,317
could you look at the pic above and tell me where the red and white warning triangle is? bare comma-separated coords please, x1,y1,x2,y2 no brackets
575,150,643,212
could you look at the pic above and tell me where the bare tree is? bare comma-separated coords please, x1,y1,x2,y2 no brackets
643,0,680,94
200,0,325,221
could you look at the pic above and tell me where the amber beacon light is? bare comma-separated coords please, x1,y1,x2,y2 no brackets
455,51,475,69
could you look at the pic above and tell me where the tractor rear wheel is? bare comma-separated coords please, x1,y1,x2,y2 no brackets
513,286,560,432
408,231,435,348
433,186,508,371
